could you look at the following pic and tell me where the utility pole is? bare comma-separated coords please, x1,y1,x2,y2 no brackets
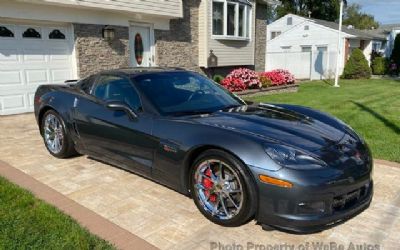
334,0,345,87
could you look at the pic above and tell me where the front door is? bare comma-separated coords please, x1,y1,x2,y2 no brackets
130,25,154,67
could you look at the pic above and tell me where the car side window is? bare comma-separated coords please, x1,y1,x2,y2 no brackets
93,75,142,111
77,75,95,94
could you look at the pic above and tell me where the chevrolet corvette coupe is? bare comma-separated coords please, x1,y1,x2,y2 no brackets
34,68,373,233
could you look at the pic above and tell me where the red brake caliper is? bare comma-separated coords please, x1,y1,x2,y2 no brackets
203,168,217,203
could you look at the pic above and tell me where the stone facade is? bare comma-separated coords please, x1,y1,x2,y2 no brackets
74,24,130,78
73,1,267,78
254,3,268,72
154,0,201,72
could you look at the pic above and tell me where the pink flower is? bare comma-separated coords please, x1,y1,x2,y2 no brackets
220,68,261,92
259,69,295,86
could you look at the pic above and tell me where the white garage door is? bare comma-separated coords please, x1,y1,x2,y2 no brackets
0,22,75,115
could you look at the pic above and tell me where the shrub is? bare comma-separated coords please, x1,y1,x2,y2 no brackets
371,57,387,75
220,77,246,92
343,48,371,79
260,69,296,86
390,34,400,66
224,68,261,89
213,74,224,84
259,75,272,88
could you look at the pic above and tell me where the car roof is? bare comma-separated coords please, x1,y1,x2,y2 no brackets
100,67,189,77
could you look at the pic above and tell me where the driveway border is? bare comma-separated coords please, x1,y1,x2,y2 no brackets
0,160,158,250
375,159,400,169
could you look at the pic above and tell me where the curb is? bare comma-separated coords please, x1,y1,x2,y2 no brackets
0,160,158,250
374,159,400,169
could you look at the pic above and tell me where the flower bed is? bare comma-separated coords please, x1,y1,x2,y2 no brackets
219,68,296,93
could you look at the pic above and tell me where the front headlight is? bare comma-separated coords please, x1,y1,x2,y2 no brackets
264,143,327,170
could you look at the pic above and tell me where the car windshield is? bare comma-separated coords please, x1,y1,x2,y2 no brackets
133,71,245,116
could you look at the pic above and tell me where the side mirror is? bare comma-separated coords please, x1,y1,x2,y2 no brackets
106,101,138,120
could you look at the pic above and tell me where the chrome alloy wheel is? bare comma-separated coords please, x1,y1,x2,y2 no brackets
43,114,64,154
194,159,244,220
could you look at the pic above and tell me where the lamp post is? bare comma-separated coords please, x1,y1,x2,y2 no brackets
334,0,345,87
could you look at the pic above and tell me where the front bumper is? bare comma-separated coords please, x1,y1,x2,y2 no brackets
251,161,373,233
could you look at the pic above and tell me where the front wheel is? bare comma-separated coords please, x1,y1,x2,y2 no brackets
190,149,257,227
41,110,77,158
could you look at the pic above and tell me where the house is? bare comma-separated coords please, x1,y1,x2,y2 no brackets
0,0,269,115
365,24,400,57
265,14,382,80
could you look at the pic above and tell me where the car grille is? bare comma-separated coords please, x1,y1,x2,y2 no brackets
332,182,371,212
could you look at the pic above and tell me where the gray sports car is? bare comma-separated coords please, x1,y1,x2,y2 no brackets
34,68,373,233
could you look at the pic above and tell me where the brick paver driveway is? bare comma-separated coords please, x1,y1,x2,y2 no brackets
1,114,399,250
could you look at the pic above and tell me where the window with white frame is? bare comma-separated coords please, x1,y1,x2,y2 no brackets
212,0,252,39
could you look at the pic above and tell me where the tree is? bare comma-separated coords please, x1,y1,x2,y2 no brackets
343,4,379,30
275,0,342,22
390,34,400,65
343,48,371,79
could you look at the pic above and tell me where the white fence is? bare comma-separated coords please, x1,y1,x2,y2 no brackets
266,51,341,80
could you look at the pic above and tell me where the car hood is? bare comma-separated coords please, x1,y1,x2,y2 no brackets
191,104,346,152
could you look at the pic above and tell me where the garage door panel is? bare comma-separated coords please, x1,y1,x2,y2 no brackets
0,70,23,86
2,94,25,110
51,69,72,83
25,69,49,85
23,50,47,62
49,49,71,62
0,49,19,62
28,92,35,107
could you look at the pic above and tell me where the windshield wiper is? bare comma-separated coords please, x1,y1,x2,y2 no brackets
170,110,215,117
220,104,243,111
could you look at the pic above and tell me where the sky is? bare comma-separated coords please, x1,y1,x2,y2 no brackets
349,0,400,24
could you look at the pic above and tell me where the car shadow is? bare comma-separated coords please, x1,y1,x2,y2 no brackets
351,101,400,135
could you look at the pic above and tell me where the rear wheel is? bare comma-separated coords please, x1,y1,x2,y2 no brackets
191,149,257,227
41,110,77,158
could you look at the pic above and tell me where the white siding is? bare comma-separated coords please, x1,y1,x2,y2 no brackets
0,0,171,30
17,0,183,18
266,14,306,41
202,1,256,67
266,20,350,78
198,0,208,67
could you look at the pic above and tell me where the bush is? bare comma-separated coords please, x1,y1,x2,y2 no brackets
371,57,387,75
260,69,296,86
224,68,261,89
259,75,272,88
213,74,224,84
343,48,371,79
220,77,246,92
390,34,400,66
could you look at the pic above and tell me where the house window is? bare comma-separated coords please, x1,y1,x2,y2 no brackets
287,17,293,25
238,5,245,37
0,26,14,37
212,2,224,35
23,28,41,38
301,46,312,52
212,0,252,39
271,31,281,39
49,29,66,39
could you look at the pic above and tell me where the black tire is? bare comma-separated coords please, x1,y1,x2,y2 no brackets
41,110,77,158
190,149,257,227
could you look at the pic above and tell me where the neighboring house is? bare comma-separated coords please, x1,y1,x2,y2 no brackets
266,14,382,80
0,0,269,115
365,24,400,58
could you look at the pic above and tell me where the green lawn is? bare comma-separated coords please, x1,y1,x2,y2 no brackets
250,79,400,163
0,176,115,250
